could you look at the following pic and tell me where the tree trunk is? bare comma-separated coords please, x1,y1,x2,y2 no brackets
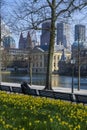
45,0,56,90
0,13,2,84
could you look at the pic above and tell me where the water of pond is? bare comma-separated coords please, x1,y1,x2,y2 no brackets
1,73,87,89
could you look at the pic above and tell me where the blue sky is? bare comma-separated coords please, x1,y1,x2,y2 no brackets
2,0,87,48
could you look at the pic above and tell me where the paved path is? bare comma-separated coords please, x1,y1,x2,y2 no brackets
1,82,87,95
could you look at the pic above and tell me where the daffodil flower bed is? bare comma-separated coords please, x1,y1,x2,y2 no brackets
0,91,87,130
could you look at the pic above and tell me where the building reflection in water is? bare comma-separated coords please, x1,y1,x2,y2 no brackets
1,73,71,87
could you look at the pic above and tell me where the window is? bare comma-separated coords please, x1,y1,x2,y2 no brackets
40,62,42,67
54,63,56,67
54,56,56,59
58,55,60,60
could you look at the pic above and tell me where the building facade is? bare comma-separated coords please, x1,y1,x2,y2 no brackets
3,36,16,49
3,45,71,74
72,43,87,76
29,45,71,74
40,21,51,45
57,22,71,49
19,32,33,50
1,20,11,39
75,24,86,42
40,21,71,49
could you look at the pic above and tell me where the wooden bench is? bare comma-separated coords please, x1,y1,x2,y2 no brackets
11,87,22,93
0,85,11,92
38,90,54,98
75,94,87,104
27,89,38,96
53,91,74,102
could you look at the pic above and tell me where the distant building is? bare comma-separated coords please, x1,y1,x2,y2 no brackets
72,24,87,76
19,32,33,49
1,20,11,39
29,45,71,73
26,32,33,49
75,24,86,42
40,21,71,49
72,42,87,76
40,21,51,45
57,22,71,49
3,36,16,48
5,45,71,73
19,32,25,49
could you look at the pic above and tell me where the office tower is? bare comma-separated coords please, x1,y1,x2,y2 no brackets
40,21,51,45
3,36,16,48
75,24,86,42
57,22,71,48
1,20,11,39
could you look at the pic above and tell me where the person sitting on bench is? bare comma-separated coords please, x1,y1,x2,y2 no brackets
21,82,31,94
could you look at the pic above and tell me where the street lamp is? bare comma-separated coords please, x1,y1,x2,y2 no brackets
25,56,32,86
29,56,32,86
78,39,80,91
71,59,75,93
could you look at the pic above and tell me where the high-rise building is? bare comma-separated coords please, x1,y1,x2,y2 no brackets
40,21,51,45
1,20,11,39
3,36,16,48
75,24,86,42
57,22,71,48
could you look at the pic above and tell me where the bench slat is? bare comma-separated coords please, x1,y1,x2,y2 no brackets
0,85,11,92
27,89,38,96
12,87,22,93
75,94,87,104
54,92,73,101
38,90,54,98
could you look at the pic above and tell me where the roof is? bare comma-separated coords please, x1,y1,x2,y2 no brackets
34,45,71,53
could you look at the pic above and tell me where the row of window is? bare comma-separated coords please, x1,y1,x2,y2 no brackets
80,51,87,56
32,68,47,72
32,62,42,67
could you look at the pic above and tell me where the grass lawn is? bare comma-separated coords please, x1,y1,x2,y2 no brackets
0,91,87,130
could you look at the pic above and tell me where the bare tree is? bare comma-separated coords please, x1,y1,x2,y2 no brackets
0,0,6,83
4,0,87,89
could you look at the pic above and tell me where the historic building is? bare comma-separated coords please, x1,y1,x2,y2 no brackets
19,32,33,50
28,45,71,74
3,45,71,73
3,48,30,71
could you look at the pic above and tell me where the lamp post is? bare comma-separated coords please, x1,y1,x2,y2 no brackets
71,59,75,93
29,56,32,86
78,39,80,91
26,56,32,86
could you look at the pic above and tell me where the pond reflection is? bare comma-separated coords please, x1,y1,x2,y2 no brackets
1,73,87,89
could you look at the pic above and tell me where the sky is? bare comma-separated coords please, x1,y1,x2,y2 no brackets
2,0,87,48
